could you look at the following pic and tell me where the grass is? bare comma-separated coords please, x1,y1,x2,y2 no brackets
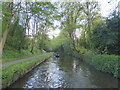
2,46,46,63
82,51,120,78
2,53,52,88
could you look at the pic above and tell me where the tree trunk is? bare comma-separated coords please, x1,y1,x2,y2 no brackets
0,26,9,51
30,41,34,54
1,2,14,51
69,32,80,53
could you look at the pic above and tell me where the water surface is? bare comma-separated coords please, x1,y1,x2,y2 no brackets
10,55,119,88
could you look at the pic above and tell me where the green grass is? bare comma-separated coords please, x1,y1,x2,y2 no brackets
2,46,46,63
2,53,52,88
82,51,120,78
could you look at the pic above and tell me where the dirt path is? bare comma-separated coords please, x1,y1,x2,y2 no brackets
2,53,50,67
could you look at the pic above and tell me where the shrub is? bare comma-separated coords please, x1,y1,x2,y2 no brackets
83,51,120,78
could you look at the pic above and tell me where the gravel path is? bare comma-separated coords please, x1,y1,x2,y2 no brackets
2,53,50,67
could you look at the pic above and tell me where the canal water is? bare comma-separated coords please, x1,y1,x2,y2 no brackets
10,55,119,88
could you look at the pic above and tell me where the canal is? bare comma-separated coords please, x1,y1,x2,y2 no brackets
10,55,119,88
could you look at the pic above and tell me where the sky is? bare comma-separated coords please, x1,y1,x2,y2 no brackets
47,20,61,39
48,0,119,39
97,0,119,17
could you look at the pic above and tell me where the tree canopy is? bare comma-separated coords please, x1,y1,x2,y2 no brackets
1,1,119,55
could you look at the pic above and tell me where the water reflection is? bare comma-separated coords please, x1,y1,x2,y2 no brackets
10,55,119,88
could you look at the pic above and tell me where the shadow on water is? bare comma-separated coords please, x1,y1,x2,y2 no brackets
10,54,120,88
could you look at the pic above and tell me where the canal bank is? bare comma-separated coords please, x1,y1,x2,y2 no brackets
2,53,52,89
82,51,120,79
10,55,119,88
58,51,120,79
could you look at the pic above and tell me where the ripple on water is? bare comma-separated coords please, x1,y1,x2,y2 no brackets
10,56,119,88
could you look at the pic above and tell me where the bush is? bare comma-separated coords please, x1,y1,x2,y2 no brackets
83,51,120,78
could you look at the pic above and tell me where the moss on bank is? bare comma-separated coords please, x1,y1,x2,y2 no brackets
2,53,52,89
82,51,120,78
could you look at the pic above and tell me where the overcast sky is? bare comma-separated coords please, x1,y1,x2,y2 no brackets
97,0,119,17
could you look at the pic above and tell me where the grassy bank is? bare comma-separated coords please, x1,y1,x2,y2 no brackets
2,53,52,89
82,51,120,78
3,46,46,63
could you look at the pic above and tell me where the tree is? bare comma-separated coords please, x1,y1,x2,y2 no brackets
82,1,101,49
1,2,15,51
2,2,56,53
28,2,56,53
54,1,100,53
90,12,120,55
58,2,84,53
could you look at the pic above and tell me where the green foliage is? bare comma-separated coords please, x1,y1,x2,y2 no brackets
2,2,12,25
2,2,56,54
77,47,88,54
83,51,120,78
48,29,73,54
90,15,120,55
5,22,29,50
35,33,50,51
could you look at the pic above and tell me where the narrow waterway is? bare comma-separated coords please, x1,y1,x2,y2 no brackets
10,55,119,88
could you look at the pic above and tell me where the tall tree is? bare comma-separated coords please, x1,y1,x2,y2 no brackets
59,2,84,53
82,1,101,48
1,2,14,51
